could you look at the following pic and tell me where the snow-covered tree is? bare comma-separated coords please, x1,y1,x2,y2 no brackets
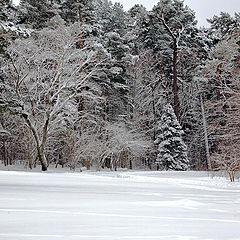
207,12,240,43
0,0,26,54
0,122,11,140
201,28,240,175
127,4,149,54
155,104,189,170
97,122,151,170
18,0,59,28
60,0,95,24
0,0,17,22
92,1,132,122
1,23,102,171
150,0,198,120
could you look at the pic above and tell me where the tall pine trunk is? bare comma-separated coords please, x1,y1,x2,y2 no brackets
173,41,180,121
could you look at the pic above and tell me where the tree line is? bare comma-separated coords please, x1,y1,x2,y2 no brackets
0,0,239,176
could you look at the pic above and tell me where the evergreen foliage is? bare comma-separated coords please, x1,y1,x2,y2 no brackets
60,0,95,24
155,104,189,171
18,0,58,28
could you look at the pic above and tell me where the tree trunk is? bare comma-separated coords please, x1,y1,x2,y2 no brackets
78,10,85,49
79,31,85,49
159,15,181,120
151,87,157,141
22,113,49,171
3,141,7,166
129,159,133,170
216,63,223,100
200,95,212,170
173,40,180,121
37,146,48,171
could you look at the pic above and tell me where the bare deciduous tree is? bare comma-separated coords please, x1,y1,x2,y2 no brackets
2,23,102,171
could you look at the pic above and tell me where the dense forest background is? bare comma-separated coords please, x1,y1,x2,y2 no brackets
0,0,239,173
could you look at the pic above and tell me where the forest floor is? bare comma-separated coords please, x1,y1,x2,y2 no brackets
0,167,240,240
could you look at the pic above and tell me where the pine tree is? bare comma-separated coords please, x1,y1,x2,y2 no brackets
155,104,189,171
60,0,95,24
92,1,132,122
18,0,58,28
0,0,17,21
1,0,32,66
127,4,149,54
207,12,240,43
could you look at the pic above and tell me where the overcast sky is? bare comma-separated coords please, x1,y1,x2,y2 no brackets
12,0,240,27
113,0,240,26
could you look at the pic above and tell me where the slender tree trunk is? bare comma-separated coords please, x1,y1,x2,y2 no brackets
152,92,156,141
78,9,85,49
200,95,212,170
216,63,223,100
129,159,133,170
37,146,48,171
79,31,85,49
3,141,7,166
22,113,49,171
173,41,180,120
28,153,33,169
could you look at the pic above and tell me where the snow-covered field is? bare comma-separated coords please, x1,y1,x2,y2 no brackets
0,169,240,240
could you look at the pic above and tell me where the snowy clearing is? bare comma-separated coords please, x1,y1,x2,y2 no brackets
0,170,240,240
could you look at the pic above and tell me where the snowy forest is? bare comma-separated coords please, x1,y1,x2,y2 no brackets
0,0,240,175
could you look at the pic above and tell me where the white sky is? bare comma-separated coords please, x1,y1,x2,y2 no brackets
113,0,240,26
12,0,240,27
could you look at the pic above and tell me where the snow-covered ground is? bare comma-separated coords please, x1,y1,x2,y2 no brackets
0,169,240,240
